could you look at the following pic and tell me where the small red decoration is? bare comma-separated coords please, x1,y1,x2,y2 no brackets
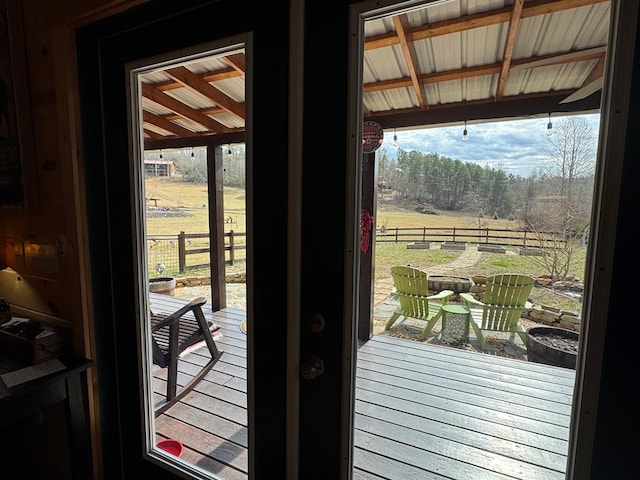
360,211,374,253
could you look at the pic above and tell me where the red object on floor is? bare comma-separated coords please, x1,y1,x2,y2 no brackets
157,439,184,457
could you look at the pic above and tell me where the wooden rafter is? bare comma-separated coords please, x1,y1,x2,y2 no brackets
152,66,241,92
141,83,231,134
365,0,608,49
509,46,607,71
142,111,200,138
560,56,607,103
393,14,427,108
223,53,245,73
495,0,524,101
143,128,163,140
363,46,606,93
164,66,245,119
138,0,609,142
581,55,607,86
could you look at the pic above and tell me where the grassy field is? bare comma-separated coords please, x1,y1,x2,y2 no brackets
145,176,246,234
145,175,584,314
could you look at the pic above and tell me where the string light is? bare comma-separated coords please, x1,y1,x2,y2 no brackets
546,113,553,136
393,128,399,148
191,147,195,158
462,121,468,142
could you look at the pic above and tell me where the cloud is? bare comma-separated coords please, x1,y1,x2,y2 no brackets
382,113,601,177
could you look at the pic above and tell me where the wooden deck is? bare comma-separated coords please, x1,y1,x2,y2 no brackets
149,293,576,480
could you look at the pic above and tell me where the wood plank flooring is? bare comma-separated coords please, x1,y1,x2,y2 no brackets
150,293,576,480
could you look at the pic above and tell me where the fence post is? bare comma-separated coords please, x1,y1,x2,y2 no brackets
229,230,235,265
422,227,426,242
452,226,456,242
178,231,186,273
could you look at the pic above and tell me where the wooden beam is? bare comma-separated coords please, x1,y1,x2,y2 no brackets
364,0,608,49
365,7,513,49
422,64,502,84
223,53,245,73
582,55,606,86
364,64,503,93
165,66,245,119
152,66,241,92
144,131,246,151
560,78,603,103
521,0,609,19
143,128,163,140
365,89,601,128
363,46,605,93
510,46,607,71
142,111,199,138
393,14,427,108
364,77,414,93
496,0,525,101
560,56,606,103
141,82,231,133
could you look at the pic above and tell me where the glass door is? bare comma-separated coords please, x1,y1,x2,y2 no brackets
76,1,293,478
127,39,251,478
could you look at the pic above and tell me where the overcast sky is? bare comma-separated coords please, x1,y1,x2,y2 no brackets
381,112,601,178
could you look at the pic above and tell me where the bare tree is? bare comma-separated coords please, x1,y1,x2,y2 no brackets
545,116,596,203
526,200,583,281
522,116,597,280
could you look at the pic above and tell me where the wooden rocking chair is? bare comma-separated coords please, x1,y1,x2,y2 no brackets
150,296,223,416
460,273,535,351
385,266,454,340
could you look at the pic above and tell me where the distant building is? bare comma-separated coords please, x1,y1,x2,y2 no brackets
144,159,175,177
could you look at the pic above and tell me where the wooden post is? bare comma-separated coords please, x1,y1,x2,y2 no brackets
358,151,377,342
178,231,186,273
208,143,226,310
228,230,235,265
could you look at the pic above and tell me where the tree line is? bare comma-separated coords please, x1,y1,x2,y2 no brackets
377,116,597,234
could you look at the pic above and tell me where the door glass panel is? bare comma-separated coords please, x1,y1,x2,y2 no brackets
351,0,608,478
127,38,249,479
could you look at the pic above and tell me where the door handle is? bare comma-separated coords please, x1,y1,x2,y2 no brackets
300,356,324,381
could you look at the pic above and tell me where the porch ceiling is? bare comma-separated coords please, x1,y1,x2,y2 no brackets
140,0,609,147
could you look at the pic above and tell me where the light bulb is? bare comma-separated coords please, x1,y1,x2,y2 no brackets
546,114,553,136
462,121,468,142
393,128,399,147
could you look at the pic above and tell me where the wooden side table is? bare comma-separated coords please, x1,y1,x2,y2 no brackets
0,355,92,479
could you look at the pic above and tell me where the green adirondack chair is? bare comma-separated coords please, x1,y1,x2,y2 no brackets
385,266,454,340
459,273,535,351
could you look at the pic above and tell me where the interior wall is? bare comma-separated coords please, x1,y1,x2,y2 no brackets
0,1,149,477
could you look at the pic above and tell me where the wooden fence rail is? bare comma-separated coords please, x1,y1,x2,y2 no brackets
375,226,566,248
147,227,564,277
177,230,246,272
147,231,246,276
